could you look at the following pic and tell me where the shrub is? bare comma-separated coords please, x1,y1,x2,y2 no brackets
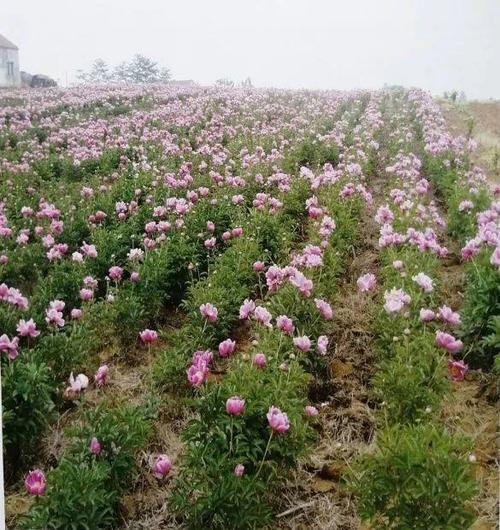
459,250,500,369
171,358,312,529
22,459,117,530
30,261,88,326
349,423,477,529
372,333,448,424
21,401,151,530
33,322,98,380
2,355,55,478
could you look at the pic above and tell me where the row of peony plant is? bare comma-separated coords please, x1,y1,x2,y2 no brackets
172,177,365,528
413,90,499,372
349,88,480,529
166,95,378,528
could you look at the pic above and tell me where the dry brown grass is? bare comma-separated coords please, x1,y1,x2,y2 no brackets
442,378,499,529
440,99,500,183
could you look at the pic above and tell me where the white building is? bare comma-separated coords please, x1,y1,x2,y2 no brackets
0,34,21,88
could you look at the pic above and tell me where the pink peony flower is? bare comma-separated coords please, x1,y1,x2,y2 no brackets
25,469,46,496
108,266,123,281
305,405,319,417
90,437,102,455
412,272,434,293
276,315,294,335
45,307,65,328
289,270,313,297
234,464,245,477
83,276,98,289
447,359,468,382
187,365,207,387
64,372,89,399
490,246,500,267
357,273,377,293
16,318,40,338
253,261,265,272
438,305,461,326
72,251,84,263
153,455,172,479
239,298,255,319
383,288,411,314
293,335,311,352
187,350,213,387
254,306,272,327
95,364,109,386
317,335,328,355
71,308,82,320
200,303,218,322
204,237,216,249
436,330,463,353
130,271,140,282
226,396,245,416
314,298,333,320
267,406,290,433
0,334,19,360
140,329,158,344
219,338,236,358
419,308,436,322
266,265,285,292
253,353,267,368
80,288,93,301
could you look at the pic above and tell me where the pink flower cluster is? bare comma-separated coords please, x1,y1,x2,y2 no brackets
187,350,213,387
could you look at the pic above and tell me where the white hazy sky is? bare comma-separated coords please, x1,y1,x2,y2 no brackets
3,0,500,98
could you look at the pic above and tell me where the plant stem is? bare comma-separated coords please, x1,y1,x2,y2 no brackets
229,417,234,455
255,431,273,479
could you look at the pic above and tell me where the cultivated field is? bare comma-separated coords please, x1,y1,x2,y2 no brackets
1,86,498,529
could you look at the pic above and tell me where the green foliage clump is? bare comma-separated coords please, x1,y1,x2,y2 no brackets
459,250,500,369
373,333,448,424
282,138,339,174
21,401,151,530
349,423,477,530
2,355,55,477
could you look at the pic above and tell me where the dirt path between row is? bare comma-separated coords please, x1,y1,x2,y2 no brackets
275,179,382,529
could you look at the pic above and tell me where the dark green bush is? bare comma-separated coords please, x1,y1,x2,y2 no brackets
349,423,477,530
459,250,500,369
373,333,448,424
22,401,151,530
2,355,55,478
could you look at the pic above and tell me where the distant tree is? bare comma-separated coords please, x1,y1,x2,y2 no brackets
115,54,170,84
241,77,253,88
216,78,235,87
158,67,172,83
78,55,171,85
77,58,112,84
113,61,132,84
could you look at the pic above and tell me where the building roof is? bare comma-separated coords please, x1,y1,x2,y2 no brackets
0,34,18,50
